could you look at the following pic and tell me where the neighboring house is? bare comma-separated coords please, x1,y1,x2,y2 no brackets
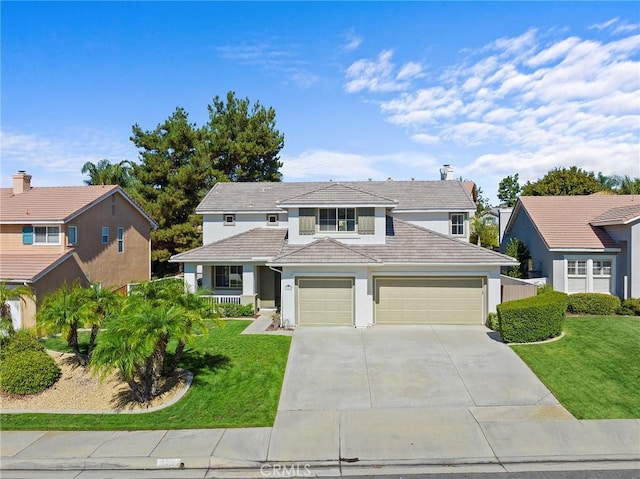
480,207,513,243
501,195,640,299
0,171,157,329
170,178,517,328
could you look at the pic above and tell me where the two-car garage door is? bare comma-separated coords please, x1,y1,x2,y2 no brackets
375,277,484,325
296,276,484,326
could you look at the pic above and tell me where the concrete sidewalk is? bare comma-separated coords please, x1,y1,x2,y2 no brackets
1,412,639,475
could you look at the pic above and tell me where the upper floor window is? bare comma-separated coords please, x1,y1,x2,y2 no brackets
68,226,78,245
267,214,279,226
34,226,61,245
101,226,109,244
214,265,242,289
319,208,356,232
117,227,124,253
224,214,235,225
451,214,465,236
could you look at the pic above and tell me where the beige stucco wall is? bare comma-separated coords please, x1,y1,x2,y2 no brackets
0,224,66,251
71,192,152,288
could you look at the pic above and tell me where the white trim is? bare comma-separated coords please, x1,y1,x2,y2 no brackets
279,202,396,208
117,226,125,253
33,225,61,245
563,255,616,295
551,248,621,253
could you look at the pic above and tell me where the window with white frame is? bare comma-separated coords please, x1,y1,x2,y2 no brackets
450,214,465,236
224,214,235,225
67,225,78,245
214,265,243,289
566,258,613,294
592,260,612,294
117,227,124,253
101,226,109,244
34,226,61,244
319,208,356,232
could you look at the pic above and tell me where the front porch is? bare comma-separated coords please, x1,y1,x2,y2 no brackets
183,263,280,313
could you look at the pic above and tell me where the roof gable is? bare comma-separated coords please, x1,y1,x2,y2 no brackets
0,251,75,282
272,237,381,264
277,183,397,207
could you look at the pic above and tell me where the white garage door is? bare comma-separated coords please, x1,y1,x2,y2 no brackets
297,277,354,326
375,277,484,325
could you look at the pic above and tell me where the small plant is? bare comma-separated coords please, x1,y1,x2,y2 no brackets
568,293,621,316
618,298,640,316
217,303,254,318
0,349,60,395
485,312,499,331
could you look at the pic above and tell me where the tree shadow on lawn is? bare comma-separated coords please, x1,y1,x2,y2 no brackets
109,351,232,409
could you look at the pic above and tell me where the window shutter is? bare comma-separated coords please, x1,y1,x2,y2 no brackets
299,208,316,235
22,226,33,245
358,208,375,235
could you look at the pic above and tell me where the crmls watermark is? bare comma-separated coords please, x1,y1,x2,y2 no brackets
260,463,312,477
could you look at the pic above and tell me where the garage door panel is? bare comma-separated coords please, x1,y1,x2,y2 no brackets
298,278,354,326
376,277,483,325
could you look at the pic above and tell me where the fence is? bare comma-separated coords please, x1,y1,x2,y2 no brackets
501,284,537,302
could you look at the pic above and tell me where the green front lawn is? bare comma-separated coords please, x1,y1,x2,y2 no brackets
512,316,640,419
0,320,290,430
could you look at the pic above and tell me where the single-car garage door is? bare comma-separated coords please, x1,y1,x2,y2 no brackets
297,277,354,326
375,277,484,325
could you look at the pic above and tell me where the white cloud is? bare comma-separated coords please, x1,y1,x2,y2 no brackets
281,149,440,182
344,50,424,93
342,31,362,52
217,41,317,89
0,129,137,188
346,26,639,197
589,18,620,31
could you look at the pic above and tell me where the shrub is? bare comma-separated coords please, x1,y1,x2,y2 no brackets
0,349,60,395
568,293,621,316
216,303,254,318
618,298,640,316
0,329,45,361
485,312,499,331
497,291,568,343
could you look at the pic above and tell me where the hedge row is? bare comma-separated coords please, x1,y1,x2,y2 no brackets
216,303,254,318
568,293,621,315
619,298,640,316
497,291,568,343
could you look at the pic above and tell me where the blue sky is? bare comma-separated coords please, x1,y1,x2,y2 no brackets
2,1,639,204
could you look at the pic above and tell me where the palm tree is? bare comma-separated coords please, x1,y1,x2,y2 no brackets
80,283,120,361
0,281,34,332
36,282,89,365
81,159,133,187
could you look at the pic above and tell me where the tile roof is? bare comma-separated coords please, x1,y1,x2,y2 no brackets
197,180,476,213
272,237,381,264
0,186,157,227
0,251,75,282
277,183,397,206
590,204,640,226
357,217,517,265
514,195,640,249
169,228,288,263
171,216,516,266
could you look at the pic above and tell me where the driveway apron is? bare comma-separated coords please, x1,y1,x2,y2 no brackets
277,325,559,411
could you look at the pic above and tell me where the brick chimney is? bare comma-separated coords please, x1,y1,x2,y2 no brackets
12,171,32,194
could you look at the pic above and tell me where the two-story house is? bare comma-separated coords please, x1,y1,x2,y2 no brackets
170,178,517,328
0,171,157,329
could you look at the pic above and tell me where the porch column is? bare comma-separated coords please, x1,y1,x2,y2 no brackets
184,263,197,293
241,264,257,309
487,270,501,314
202,265,213,291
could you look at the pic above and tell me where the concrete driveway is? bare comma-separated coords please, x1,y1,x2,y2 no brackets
278,325,560,411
